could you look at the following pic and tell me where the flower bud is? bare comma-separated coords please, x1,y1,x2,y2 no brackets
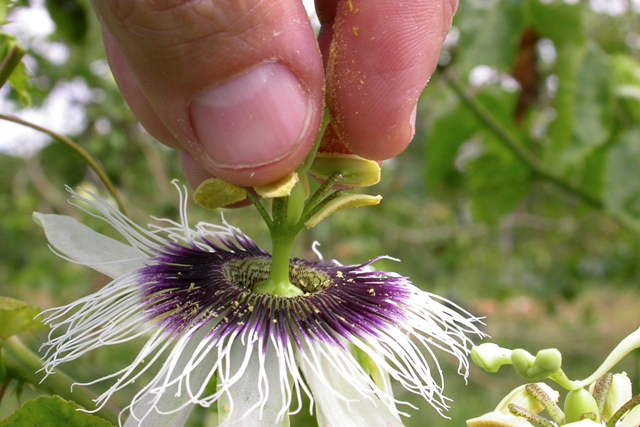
512,348,561,381
602,372,632,422
535,349,562,372
565,388,601,424
471,343,512,373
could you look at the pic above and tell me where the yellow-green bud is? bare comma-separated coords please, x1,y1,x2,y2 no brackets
471,343,513,373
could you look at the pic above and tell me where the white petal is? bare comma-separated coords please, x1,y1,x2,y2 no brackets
218,341,289,427
124,326,218,427
34,213,145,278
619,404,640,427
123,393,194,427
466,411,534,427
298,344,404,427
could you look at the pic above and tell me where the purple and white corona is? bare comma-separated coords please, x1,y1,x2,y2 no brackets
37,183,483,426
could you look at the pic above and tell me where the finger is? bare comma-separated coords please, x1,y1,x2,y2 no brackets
92,0,324,187
317,0,458,160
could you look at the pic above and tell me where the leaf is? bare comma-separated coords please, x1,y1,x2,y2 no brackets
455,0,529,73
0,297,45,340
610,53,640,124
0,34,31,107
45,0,88,45
0,396,114,427
468,131,531,224
426,97,480,190
530,0,587,159
604,128,640,218
565,43,614,167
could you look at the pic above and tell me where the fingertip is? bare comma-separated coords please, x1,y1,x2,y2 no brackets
324,0,450,160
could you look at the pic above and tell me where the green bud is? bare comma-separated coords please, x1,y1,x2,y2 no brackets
304,194,382,229
602,372,632,422
471,343,513,373
565,388,601,424
512,349,536,379
310,153,381,187
512,348,561,381
535,349,562,372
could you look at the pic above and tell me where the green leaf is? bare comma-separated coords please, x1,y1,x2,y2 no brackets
0,34,31,107
0,396,114,427
610,53,640,124
0,297,45,340
565,43,614,167
45,0,88,45
604,128,640,218
468,131,531,224
426,97,480,190
455,0,529,72
530,0,587,159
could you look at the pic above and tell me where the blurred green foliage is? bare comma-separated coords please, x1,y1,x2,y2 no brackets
1,0,640,426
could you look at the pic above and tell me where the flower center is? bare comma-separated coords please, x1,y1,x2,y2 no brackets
219,256,333,295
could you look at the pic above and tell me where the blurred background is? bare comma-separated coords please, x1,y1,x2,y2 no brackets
1,0,640,425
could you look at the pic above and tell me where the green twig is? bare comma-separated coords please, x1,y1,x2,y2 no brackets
2,336,119,425
0,114,128,217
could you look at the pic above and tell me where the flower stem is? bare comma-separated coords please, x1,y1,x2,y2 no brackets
2,336,119,425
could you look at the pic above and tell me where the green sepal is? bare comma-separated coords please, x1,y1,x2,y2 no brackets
193,178,247,210
255,172,299,198
309,153,381,187
304,194,382,229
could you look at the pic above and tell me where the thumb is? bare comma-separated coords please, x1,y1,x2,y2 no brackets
92,0,324,187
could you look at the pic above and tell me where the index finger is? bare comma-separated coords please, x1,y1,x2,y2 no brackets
316,0,458,160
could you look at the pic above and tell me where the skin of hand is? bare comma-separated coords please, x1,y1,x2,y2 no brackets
91,0,458,189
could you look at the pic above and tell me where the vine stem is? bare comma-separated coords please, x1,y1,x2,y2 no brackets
446,74,602,208
447,74,640,235
0,114,128,217
2,336,119,425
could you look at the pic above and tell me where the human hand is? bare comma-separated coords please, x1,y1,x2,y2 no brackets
91,0,457,189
